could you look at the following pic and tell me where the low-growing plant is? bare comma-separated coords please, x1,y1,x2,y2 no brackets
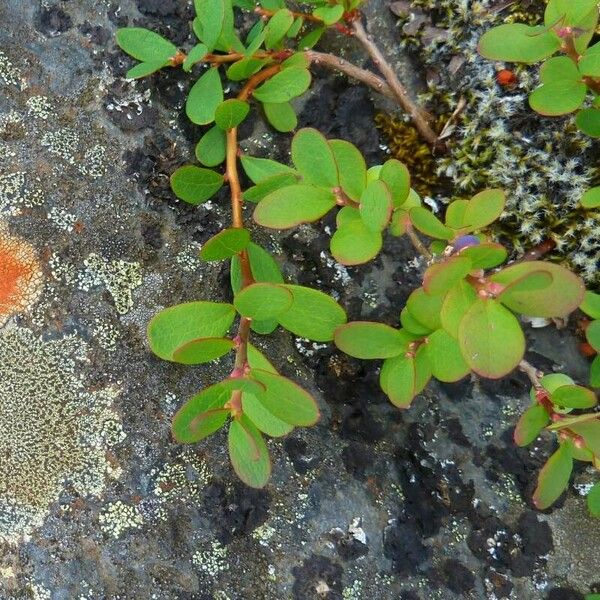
478,0,600,137
117,0,600,516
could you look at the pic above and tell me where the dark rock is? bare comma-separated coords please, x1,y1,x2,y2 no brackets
36,6,73,37
292,555,343,600
383,521,430,575
546,589,586,600
441,559,476,594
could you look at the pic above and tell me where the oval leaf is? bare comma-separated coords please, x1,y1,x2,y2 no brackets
171,165,224,205
253,67,312,103
116,28,178,62
514,404,550,447
551,384,597,409
215,99,250,130
359,180,393,232
334,321,409,359
533,441,573,509
291,128,338,187
329,139,367,202
242,392,293,437
186,67,224,125
409,206,454,240
228,416,271,488
234,283,293,320
330,220,382,266
425,329,470,382
172,337,235,365
200,227,251,261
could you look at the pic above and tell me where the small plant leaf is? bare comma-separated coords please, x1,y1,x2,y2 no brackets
277,284,347,341
215,99,250,130
183,43,209,71
148,301,236,361
461,189,506,231
445,199,469,228
196,125,227,166
186,67,224,125
400,307,432,336
586,320,600,351
234,283,293,320
116,28,178,63
458,298,525,378
379,159,410,207
126,61,168,79
329,139,367,201
172,337,235,364
240,155,298,183
492,261,585,317
576,108,600,137
242,393,293,437
313,4,344,25
533,440,573,509
334,321,410,359
530,373,575,403
330,220,383,265
581,291,600,319
228,415,271,488
231,242,283,294
200,227,251,261
247,343,277,373
478,24,560,64
592,355,600,387
514,404,550,446
172,382,230,443
380,354,416,408
587,481,600,517
253,184,336,228
440,279,478,338
227,57,268,80
263,102,297,132
409,206,454,240
458,243,507,269
406,287,444,331
244,173,300,203
570,420,600,455
298,26,325,49
425,329,470,382
581,187,600,208
359,180,393,232
264,8,294,48
253,67,312,103
529,80,587,116
544,0,598,30
423,256,472,296
195,0,225,49
551,384,597,409
171,165,224,205
250,369,320,425
291,128,338,187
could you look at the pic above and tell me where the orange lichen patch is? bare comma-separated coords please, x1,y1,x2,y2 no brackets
0,224,43,325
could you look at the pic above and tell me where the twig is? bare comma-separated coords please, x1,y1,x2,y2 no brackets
350,18,444,152
518,359,543,389
405,225,433,260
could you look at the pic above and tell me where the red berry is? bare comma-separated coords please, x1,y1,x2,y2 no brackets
496,69,517,86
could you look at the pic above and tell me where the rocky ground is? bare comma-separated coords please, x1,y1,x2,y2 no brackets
0,1,598,599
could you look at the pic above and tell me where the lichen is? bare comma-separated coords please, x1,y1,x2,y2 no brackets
99,501,144,538
0,325,124,543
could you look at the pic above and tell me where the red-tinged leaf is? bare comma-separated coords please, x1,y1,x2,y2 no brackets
458,298,525,378
458,243,507,269
330,219,383,266
586,319,600,352
228,415,271,488
425,329,470,383
423,256,472,296
172,337,235,365
241,393,293,438
570,419,600,455
406,287,444,331
550,384,597,409
440,279,478,338
380,353,416,408
334,321,409,359
514,404,550,446
533,441,573,509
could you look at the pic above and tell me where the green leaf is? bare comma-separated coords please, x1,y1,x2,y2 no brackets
492,261,585,317
330,219,383,265
329,139,367,202
247,344,277,373
414,345,432,393
334,321,409,359
409,206,454,240
530,56,587,115
250,369,320,425
423,256,472,296
461,189,506,231
196,125,227,167
253,184,336,228
458,243,507,269
298,26,325,49
545,0,598,29
533,440,573,509
514,404,550,446
586,319,600,351
277,284,347,341
591,355,600,387
380,354,416,408
291,128,338,187
228,415,271,488
530,373,575,402
148,301,235,361
313,4,344,24
231,242,284,295
195,0,225,49
240,155,298,184
227,57,268,81
264,8,294,48
242,393,293,437
581,291,600,318
579,42,600,76
215,99,250,130
400,307,432,336
440,279,478,338
183,43,208,72
234,283,293,320
458,298,525,378
172,337,235,364
171,165,224,205
576,108,600,137
478,24,560,64
425,329,470,382
581,187,600,208
126,61,168,79
359,180,393,232
570,419,600,455
287,17,304,39
200,227,251,261
263,102,297,132
116,28,178,62
406,287,444,332
550,384,597,409
172,382,230,443
379,159,410,207
186,67,224,125
253,67,312,103
244,173,300,203
445,199,469,229
587,481,600,517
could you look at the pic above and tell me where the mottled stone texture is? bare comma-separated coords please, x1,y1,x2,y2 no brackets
0,1,598,599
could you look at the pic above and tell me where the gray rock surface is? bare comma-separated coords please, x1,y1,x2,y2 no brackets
0,1,598,599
